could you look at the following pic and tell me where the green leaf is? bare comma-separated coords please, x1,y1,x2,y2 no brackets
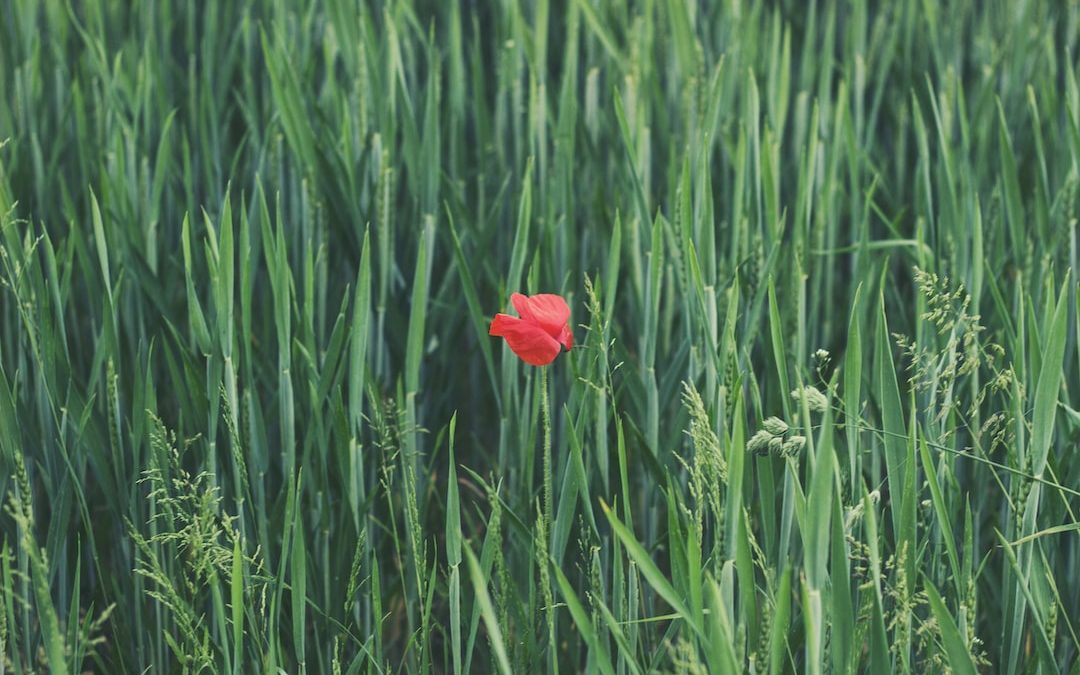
463,544,513,675
767,566,792,675
922,577,977,675
292,504,307,666
600,500,703,640
1029,272,1070,478
918,437,963,600
874,290,906,539
551,560,617,675
231,536,244,674
703,574,739,675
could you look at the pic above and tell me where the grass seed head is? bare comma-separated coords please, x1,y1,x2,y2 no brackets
762,416,789,435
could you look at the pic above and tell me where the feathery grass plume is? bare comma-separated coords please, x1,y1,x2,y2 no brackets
480,478,510,663
682,380,727,484
6,449,71,674
533,502,555,669
402,441,426,596
762,416,788,436
587,544,604,617
220,381,252,503
344,527,367,617
884,544,915,669
106,358,122,467
843,491,880,533
781,435,806,457
131,414,241,670
742,504,773,669
747,429,774,456
670,636,708,674
790,386,828,413
767,434,784,457
897,266,1016,428
753,585,772,672
568,516,608,666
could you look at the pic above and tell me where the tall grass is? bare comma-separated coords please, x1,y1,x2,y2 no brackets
0,0,1078,672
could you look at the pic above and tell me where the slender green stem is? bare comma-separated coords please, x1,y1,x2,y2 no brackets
541,365,558,675
542,365,553,541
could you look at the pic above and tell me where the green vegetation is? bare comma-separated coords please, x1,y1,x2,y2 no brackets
1,0,1078,672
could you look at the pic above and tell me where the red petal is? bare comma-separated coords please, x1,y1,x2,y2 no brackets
557,324,573,351
511,293,570,339
489,314,561,366
489,313,513,336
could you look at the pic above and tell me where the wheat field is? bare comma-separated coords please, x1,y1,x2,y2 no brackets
1,1,1078,673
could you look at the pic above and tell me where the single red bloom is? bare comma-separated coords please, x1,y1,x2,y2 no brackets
489,292,573,366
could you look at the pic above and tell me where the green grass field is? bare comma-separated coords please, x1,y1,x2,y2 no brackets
1,0,1079,672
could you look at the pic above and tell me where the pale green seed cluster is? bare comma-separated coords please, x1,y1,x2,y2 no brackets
790,385,829,413
747,423,806,458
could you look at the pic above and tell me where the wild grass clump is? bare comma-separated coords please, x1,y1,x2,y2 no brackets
1,0,1079,672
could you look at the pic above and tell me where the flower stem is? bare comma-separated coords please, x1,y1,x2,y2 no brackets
541,365,558,675
541,365,552,543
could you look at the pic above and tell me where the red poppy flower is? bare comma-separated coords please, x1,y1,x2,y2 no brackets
489,292,573,366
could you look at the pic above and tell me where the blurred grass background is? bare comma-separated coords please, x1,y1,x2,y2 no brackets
0,0,1078,672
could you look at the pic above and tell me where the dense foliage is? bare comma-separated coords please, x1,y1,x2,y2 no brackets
1,0,1078,672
